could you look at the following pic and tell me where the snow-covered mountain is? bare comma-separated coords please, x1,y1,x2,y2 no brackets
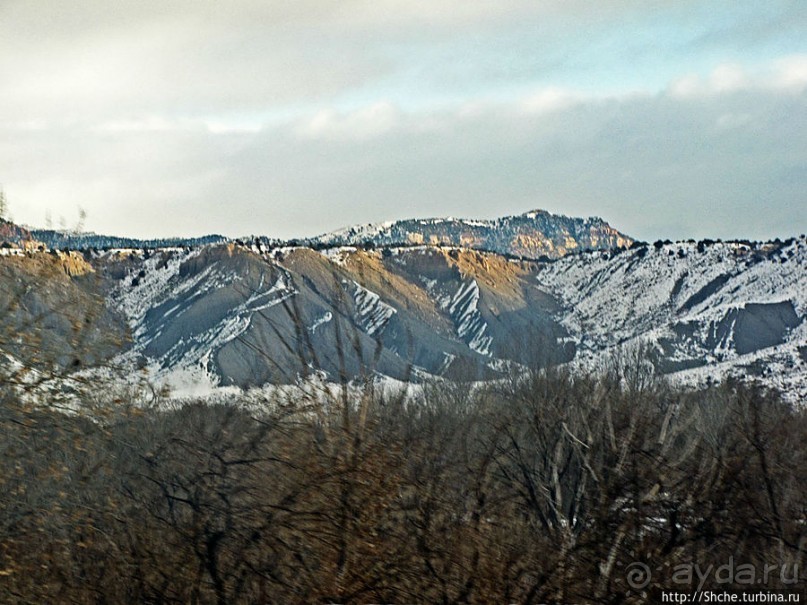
1,214,804,401
94,243,571,390
535,238,807,400
83,235,805,400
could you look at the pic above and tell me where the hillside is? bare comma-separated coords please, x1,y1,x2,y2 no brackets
1,217,804,400
92,244,570,391
85,236,807,399
0,249,125,377
536,238,807,399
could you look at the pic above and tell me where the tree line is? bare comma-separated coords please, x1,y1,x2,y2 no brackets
1,364,805,603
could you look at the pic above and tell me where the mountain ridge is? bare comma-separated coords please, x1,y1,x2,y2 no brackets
9,208,633,260
301,208,633,259
98,236,806,399
1,212,804,401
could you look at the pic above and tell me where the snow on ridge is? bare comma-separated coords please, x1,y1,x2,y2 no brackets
0,247,25,257
666,342,807,404
448,280,492,356
352,282,397,336
459,219,491,228
113,247,203,326
536,240,807,349
538,239,807,398
319,246,357,266
112,248,299,385
317,221,395,244
422,276,452,309
153,272,297,381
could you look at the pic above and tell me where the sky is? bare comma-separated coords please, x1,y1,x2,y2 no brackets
0,0,805,241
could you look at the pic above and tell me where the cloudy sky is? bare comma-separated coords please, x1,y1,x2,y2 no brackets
0,1,805,240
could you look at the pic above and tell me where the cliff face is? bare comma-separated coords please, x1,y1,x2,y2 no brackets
0,219,36,246
306,209,634,259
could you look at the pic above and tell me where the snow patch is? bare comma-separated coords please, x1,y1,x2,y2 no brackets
319,246,357,266
309,311,333,333
352,282,396,336
448,280,492,356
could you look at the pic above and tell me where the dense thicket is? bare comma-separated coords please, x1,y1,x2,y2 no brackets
1,367,805,603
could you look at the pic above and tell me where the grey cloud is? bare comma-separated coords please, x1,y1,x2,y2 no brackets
6,82,804,241
1,1,804,241
686,1,807,51
0,14,387,121
265,89,806,241
0,0,757,124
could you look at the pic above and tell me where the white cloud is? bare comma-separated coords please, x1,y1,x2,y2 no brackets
771,55,807,91
670,55,807,98
299,103,402,140
520,88,581,114
92,117,191,133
